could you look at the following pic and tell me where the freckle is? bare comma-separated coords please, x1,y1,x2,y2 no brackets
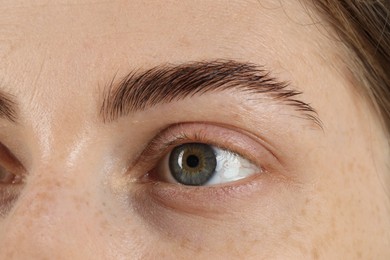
374,204,380,214
179,238,190,249
282,230,291,239
5,251,14,259
293,225,303,233
333,198,342,210
191,244,203,256
99,218,109,230
178,37,191,48
24,217,33,229
95,209,104,219
249,238,261,252
300,207,306,217
347,162,354,171
53,179,65,188
76,204,82,211
331,216,336,231
311,247,319,260
231,113,241,121
72,195,82,210
226,238,241,256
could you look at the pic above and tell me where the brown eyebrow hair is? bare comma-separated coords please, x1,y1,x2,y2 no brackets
0,91,17,122
101,60,322,128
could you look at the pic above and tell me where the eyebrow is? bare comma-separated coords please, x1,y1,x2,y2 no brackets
0,91,17,122
100,60,322,128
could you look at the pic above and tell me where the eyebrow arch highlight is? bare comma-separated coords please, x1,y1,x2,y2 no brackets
100,60,322,128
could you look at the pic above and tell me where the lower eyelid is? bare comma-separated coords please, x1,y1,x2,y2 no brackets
141,173,272,216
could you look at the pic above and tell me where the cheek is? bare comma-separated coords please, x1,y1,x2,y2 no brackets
0,176,116,258
298,144,390,259
124,178,322,258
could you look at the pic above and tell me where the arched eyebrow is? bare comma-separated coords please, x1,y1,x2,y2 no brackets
0,91,17,123
100,60,322,128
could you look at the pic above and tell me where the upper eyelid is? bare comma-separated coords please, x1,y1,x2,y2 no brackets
130,122,281,181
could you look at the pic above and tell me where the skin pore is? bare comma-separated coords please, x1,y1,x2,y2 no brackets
0,0,389,259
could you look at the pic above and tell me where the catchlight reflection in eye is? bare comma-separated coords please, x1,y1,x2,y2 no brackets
162,143,260,186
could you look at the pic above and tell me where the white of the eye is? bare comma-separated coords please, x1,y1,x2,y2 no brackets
205,147,260,185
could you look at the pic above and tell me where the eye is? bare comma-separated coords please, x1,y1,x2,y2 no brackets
158,142,260,186
133,123,281,215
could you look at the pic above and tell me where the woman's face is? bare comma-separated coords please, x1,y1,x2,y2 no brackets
0,0,389,259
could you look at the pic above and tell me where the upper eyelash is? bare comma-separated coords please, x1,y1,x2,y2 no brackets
129,122,288,187
144,125,208,156
133,126,211,174
137,124,256,176
149,132,189,155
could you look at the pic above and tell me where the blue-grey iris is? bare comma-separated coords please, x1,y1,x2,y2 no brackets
169,143,217,186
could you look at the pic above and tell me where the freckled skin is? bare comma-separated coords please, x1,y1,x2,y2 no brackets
0,0,388,259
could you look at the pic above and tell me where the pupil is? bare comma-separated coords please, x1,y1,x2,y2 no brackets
186,155,199,168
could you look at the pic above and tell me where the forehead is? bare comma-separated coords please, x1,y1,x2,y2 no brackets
0,0,330,66
0,0,336,117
